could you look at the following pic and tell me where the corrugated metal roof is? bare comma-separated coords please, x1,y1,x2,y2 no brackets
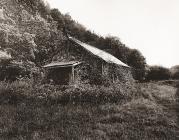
69,36,129,68
0,50,12,60
43,61,81,68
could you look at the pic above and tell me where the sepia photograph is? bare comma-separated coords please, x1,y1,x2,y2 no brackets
0,0,179,139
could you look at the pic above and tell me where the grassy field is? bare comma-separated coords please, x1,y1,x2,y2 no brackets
0,80,179,140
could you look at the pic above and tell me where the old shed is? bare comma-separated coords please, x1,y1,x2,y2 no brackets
68,36,133,83
43,36,133,85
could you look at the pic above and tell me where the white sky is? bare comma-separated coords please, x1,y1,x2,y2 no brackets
46,0,179,68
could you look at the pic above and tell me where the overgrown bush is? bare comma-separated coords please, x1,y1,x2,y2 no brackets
127,49,147,81
0,64,27,81
146,66,171,81
172,71,179,79
17,0,50,18
170,65,179,80
0,79,137,105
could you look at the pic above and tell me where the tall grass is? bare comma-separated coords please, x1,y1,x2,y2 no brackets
0,80,179,139
0,79,138,104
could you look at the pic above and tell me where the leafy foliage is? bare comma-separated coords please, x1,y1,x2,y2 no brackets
170,65,179,79
146,66,171,81
127,49,147,81
17,0,50,18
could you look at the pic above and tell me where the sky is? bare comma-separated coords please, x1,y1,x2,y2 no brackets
46,0,179,68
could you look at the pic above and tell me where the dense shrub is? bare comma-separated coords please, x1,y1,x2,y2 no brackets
170,65,179,80
127,49,147,81
172,71,179,79
146,66,171,81
17,0,50,18
0,79,137,104
0,65,23,81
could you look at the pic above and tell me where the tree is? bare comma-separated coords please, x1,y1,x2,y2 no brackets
17,0,50,18
146,66,171,81
170,65,179,79
127,49,147,81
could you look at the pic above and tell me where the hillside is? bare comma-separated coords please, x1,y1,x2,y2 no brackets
0,0,66,69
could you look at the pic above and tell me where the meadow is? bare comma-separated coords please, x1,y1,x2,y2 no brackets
0,80,179,140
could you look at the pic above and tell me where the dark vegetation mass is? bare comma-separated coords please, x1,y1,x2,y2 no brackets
171,65,179,79
146,66,171,81
0,0,148,81
0,0,179,139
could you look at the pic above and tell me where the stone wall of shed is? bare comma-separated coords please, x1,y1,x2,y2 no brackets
102,63,134,83
114,65,134,82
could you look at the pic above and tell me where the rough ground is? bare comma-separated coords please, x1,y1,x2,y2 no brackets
0,81,179,140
